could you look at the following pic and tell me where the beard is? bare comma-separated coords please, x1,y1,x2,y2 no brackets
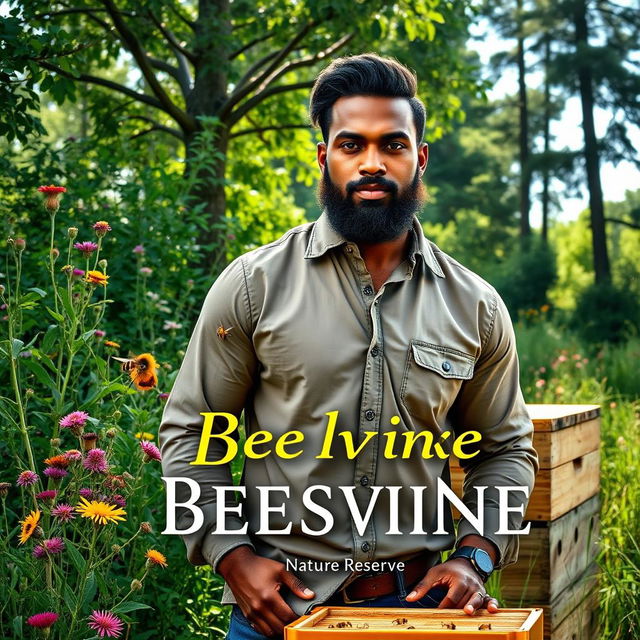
317,165,426,244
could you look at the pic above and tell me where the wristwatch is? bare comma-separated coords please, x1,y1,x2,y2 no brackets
448,546,494,582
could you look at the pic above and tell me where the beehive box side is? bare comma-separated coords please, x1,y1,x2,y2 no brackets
547,591,598,640
533,418,600,468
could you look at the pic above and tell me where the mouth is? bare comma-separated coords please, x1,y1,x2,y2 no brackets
353,184,391,200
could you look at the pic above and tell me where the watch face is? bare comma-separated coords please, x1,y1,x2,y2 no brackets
474,549,493,574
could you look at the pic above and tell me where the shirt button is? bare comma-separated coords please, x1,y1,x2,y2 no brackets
363,285,373,295
360,476,369,487
361,542,371,552
371,346,379,357
365,410,375,421
442,361,452,372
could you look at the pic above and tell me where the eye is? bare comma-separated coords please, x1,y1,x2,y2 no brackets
387,142,406,151
339,141,360,151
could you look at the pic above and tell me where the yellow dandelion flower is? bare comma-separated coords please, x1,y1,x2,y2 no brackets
104,340,120,349
75,497,126,525
135,432,155,440
18,509,41,545
145,549,168,568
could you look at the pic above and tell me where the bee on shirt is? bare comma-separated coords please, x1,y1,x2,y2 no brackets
216,323,234,340
113,353,158,391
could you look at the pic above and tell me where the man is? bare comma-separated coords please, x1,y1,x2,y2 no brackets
159,53,538,639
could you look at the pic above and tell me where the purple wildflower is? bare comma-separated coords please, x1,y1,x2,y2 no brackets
16,470,39,487
83,448,108,474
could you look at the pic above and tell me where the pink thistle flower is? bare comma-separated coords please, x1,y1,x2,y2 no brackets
74,241,99,257
140,440,161,462
158,392,170,402
83,448,109,474
36,489,58,501
88,610,124,638
79,488,94,499
51,503,76,522
27,611,59,629
59,411,90,435
94,329,106,338
139,266,153,276
38,185,66,213
72,268,85,278
17,470,39,487
558,355,567,363
33,537,65,558
110,494,126,508
64,449,83,462
535,379,546,388
44,467,68,479
132,244,145,255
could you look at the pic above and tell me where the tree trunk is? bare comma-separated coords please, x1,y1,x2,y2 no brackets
184,0,232,273
541,32,551,242
517,0,531,237
574,0,611,284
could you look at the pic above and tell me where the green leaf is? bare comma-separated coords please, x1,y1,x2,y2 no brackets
45,306,65,323
27,287,47,297
82,329,97,342
42,324,61,353
11,339,24,359
20,358,58,394
66,541,86,574
81,381,134,407
82,571,97,608
60,288,76,322
12,615,22,637
112,601,153,614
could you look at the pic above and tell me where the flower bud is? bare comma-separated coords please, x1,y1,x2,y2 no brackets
131,578,143,591
122,471,134,482
50,438,61,448
68,227,78,239
25,388,34,397
113,410,122,420
98,259,108,271
0,284,4,296
33,526,45,540
111,544,122,553
61,264,73,276
105,428,117,438
14,238,26,252
139,521,152,534
50,248,60,261
0,482,11,498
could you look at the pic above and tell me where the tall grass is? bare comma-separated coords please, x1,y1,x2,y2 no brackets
516,320,640,639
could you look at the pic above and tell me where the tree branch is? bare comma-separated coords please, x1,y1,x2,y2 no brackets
124,115,185,141
33,6,137,19
220,20,318,121
38,60,166,112
605,217,640,230
255,33,354,94
146,8,197,64
229,81,316,127
230,123,312,139
147,56,190,96
99,0,196,132
228,31,276,60
167,1,196,31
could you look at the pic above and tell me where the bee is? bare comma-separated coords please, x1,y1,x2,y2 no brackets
335,622,352,629
392,618,408,626
113,353,158,391
441,621,456,630
356,623,369,629
478,623,492,630
216,323,234,340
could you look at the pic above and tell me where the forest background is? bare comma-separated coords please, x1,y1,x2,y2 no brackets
1,0,639,638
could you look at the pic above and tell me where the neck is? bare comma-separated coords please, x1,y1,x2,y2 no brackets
358,231,411,270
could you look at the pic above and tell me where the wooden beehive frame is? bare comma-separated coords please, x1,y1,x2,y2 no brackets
285,607,544,639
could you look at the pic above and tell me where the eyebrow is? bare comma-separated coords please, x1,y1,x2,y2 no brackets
334,130,412,142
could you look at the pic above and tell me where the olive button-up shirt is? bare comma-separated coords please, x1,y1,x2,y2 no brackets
158,212,538,615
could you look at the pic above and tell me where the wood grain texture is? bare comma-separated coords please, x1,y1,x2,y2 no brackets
525,404,601,432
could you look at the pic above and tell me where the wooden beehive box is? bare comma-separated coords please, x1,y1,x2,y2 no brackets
285,607,544,640
284,607,544,640
449,404,601,521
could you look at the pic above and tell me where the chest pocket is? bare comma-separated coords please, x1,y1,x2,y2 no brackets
400,341,476,429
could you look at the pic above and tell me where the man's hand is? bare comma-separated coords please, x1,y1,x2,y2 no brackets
404,558,499,615
218,546,315,637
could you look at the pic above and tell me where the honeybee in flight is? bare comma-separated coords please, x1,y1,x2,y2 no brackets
112,353,158,391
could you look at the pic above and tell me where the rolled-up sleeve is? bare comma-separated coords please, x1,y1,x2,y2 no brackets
450,292,539,569
158,256,258,570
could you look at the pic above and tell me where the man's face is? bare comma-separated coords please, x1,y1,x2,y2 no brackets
317,95,428,244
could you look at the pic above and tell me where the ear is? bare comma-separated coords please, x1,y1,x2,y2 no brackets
317,142,327,174
418,142,429,176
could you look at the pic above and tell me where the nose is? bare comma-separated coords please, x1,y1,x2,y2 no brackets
359,146,386,176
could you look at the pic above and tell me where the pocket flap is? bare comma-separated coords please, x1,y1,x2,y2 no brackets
410,342,475,380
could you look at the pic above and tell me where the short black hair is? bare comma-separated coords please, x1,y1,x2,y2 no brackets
309,53,426,144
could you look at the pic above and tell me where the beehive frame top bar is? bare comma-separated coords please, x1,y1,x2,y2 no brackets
285,607,544,640
525,404,600,431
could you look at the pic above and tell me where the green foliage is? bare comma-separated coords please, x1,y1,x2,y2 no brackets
571,282,640,345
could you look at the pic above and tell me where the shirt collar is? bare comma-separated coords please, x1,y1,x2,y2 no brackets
305,212,445,279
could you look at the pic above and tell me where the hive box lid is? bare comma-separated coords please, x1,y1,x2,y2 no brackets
285,607,544,639
526,404,600,432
